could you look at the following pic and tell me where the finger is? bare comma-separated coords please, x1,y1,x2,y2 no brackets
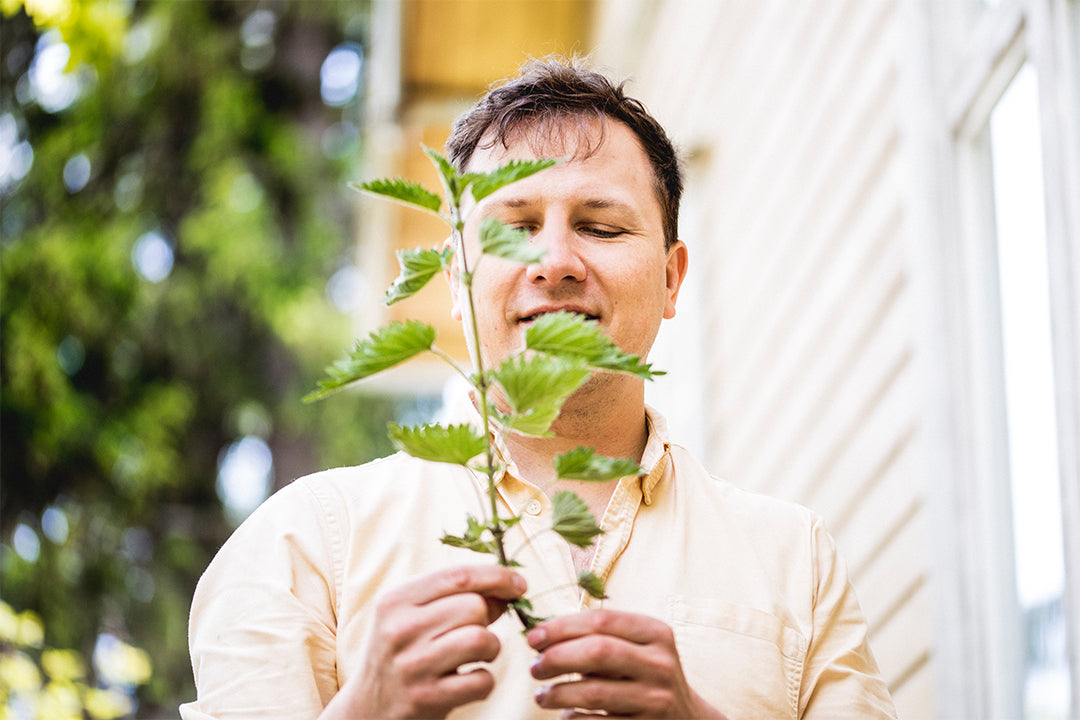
411,590,494,639
414,667,496,717
527,609,664,651
530,634,647,681
536,677,642,715
407,624,501,678
376,591,488,656
392,565,527,607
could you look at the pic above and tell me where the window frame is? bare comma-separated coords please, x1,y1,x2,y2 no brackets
906,0,1080,716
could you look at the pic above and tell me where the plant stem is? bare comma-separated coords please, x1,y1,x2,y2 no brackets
453,213,531,629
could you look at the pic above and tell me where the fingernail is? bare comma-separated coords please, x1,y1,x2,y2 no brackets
513,574,527,593
534,685,548,704
526,626,546,647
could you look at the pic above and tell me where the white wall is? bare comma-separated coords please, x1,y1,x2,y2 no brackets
594,1,936,716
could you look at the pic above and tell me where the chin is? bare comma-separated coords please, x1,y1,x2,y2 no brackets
562,372,639,412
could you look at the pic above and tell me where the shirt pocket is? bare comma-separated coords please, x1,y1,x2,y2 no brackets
665,596,807,719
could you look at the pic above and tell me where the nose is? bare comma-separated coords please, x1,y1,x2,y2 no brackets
525,224,587,284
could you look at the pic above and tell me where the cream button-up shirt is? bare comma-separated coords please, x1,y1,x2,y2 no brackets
182,408,897,719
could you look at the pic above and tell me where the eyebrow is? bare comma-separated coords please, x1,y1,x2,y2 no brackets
485,197,641,215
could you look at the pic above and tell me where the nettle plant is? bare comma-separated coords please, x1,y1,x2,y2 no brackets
306,148,663,629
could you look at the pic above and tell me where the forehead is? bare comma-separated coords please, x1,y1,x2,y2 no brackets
466,115,647,173
466,119,661,217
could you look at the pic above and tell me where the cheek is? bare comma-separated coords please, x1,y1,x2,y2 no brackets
613,257,668,304
469,258,518,300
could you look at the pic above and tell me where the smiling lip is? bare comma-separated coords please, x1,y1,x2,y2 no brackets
517,306,600,324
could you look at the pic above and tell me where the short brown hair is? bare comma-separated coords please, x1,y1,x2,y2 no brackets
446,57,683,249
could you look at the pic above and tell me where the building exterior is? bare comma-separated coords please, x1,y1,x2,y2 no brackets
358,1,1080,718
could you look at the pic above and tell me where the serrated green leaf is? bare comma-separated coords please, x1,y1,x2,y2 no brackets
509,596,547,631
385,246,453,305
492,354,590,437
550,490,603,548
423,146,464,206
525,311,661,380
354,178,442,215
577,570,608,600
440,533,499,555
389,423,487,465
553,446,644,482
441,515,499,555
304,321,436,401
463,514,486,541
469,158,559,202
498,407,557,438
479,217,545,265
443,535,505,559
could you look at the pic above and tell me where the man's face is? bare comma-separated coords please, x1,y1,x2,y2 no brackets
452,118,687,384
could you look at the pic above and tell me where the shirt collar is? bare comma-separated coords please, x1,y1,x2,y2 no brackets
640,405,672,505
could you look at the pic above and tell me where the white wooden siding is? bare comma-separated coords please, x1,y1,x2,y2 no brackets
594,1,935,716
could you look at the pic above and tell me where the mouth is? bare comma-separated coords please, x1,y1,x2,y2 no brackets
517,308,600,325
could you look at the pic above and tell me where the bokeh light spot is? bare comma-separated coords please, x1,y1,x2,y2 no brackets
41,507,69,545
217,436,273,523
320,43,362,107
56,335,85,376
29,31,80,113
131,231,173,282
63,153,91,192
327,264,367,313
228,172,263,213
0,114,34,191
13,524,40,563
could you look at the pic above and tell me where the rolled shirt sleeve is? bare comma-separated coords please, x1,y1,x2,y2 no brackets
799,516,897,718
182,479,340,719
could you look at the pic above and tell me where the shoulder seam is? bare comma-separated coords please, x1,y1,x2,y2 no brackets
294,478,344,627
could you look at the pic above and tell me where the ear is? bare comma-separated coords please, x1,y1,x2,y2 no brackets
663,241,688,320
444,235,463,321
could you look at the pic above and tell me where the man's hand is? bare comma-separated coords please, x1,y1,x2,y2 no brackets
527,609,729,719
322,565,526,720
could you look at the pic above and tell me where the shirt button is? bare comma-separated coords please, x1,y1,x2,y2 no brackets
524,499,542,516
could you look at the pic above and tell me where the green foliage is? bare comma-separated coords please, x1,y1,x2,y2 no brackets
388,423,487,466
1,0,385,712
576,570,608,600
525,311,663,379
305,321,437,401
1,600,152,719
440,515,499,556
478,217,545,265
384,247,453,305
355,178,443,216
492,354,590,437
419,147,554,218
467,158,558,203
550,491,604,548
424,146,469,208
507,597,546,631
0,0,128,71
553,446,644,483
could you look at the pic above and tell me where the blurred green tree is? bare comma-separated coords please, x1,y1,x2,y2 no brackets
1,0,404,713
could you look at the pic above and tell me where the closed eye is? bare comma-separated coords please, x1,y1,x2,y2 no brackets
580,226,624,239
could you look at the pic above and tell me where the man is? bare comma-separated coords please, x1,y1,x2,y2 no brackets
182,58,897,719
